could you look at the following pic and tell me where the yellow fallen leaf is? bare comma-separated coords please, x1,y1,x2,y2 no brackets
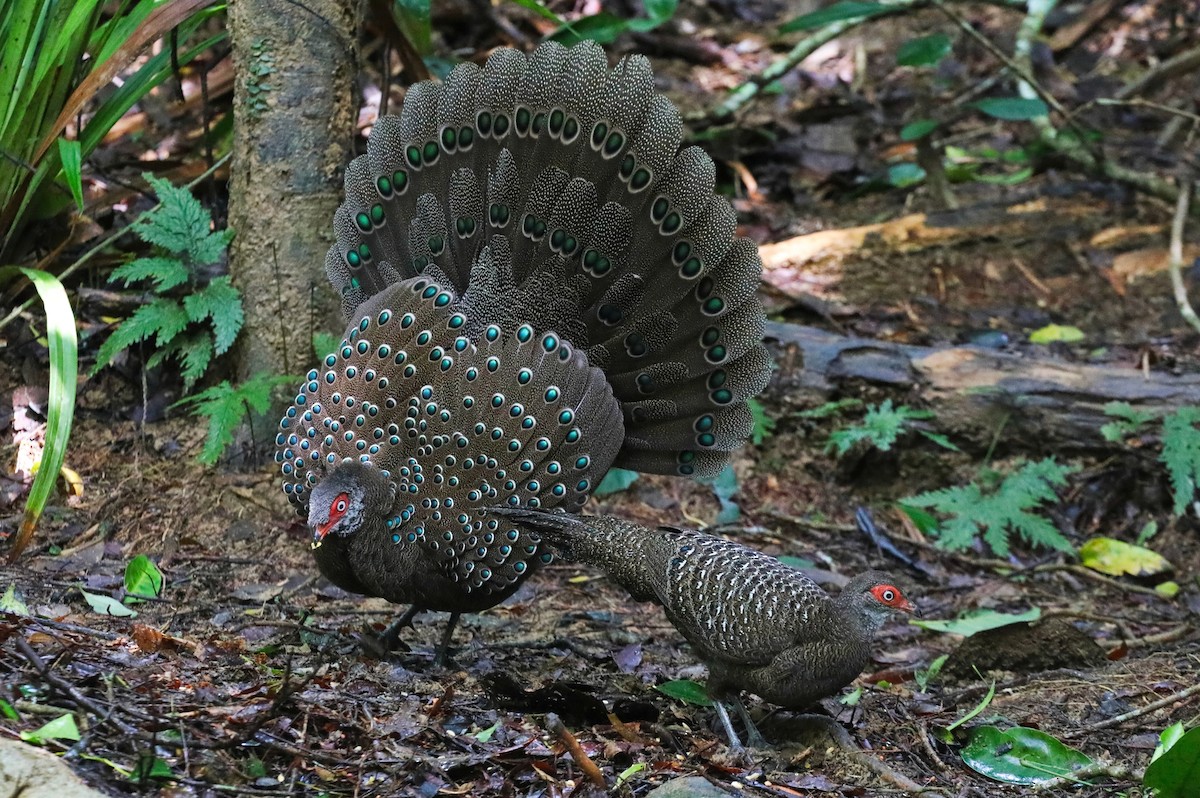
61,466,84,497
1079,537,1172,578
1155,581,1179,598
1029,324,1084,344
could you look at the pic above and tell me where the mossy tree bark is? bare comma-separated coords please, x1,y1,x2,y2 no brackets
228,0,360,436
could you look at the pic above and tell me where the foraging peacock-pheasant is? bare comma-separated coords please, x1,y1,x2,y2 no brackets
492,508,916,749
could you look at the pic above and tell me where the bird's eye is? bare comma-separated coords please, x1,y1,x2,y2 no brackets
330,492,350,521
882,589,895,602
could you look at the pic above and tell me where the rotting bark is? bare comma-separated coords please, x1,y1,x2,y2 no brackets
227,0,359,411
766,320,1200,456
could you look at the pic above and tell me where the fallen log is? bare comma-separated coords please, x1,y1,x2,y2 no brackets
765,320,1200,456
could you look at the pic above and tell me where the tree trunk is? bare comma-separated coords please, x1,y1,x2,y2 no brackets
227,0,359,403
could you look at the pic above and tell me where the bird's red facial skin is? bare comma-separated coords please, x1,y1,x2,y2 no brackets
870,584,915,614
315,492,350,542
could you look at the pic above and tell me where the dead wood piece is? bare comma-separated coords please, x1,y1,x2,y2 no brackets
765,321,1200,457
758,202,1092,300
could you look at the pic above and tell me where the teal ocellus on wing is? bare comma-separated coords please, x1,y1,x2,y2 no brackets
275,40,772,660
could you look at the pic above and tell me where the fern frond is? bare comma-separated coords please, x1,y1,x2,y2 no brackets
182,276,243,354
905,458,1076,556
1162,407,1200,515
109,256,191,292
92,298,189,374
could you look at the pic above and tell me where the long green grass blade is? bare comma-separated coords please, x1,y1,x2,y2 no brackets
0,267,78,561
57,137,84,211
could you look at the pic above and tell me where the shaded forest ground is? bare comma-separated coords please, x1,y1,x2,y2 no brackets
3,0,1199,796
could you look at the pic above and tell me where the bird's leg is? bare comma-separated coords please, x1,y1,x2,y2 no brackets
431,611,461,668
380,604,423,649
731,696,768,748
713,700,745,751
360,605,422,658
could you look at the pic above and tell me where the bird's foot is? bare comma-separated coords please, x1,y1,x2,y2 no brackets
359,606,422,659
744,727,769,750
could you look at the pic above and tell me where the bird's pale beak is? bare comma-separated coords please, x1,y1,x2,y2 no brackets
900,598,919,616
311,522,332,549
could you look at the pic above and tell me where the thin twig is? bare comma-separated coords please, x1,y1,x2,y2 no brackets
1115,44,1200,100
1031,762,1141,791
935,1,1071,121
1061,681,1200,738
545,712,606,789
1167,178,1200,333
15,636,138,736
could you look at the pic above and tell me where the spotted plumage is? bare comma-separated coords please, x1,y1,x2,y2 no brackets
276,41,770,644
491,509,915,749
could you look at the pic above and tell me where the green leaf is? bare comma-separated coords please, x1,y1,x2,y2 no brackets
594,467,639,496
0,698,18,720
913,607,1041,636
1,584,30,616
507,0,566,25
900,119,939,141
1155,580,1179,598
797,398,862,419
972,97,1049,121
109,256,191,292
1029,324,1084,344
827,399,931,456
0,267,77,561
1150,722,1186,765
897,33,951,67
914,654,948,691
182,276,243,354
705,463,741,524
134,173,228,263
1079,537,1171,578
962,726,1094,785
973,166,1034,186
903,458,1076,555
173,373,297,465
897,502,940,536
167,331,215,390
124,554,165,601
946,680,995,732
656,679,713,706
130,754,174,782
840,686,863,706
888,162,926,187
1100,401,1155,442
918,430,962,452
1136,519,1159,545
616,762,646,787
20,713,81,744
1161,407,1200,516
313,331,340,360
473,721,499,743
57,137,84,211
780,1,888,33
748,397,776,445
81,589,137,617
93,297,190,373
393,0,432,54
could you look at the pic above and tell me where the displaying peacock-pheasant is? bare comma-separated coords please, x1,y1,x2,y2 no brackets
491,508,915,750
275,40,771,661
